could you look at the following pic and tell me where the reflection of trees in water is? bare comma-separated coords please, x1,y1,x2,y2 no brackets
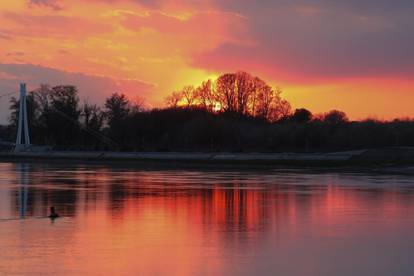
9,166,414,238
108,178,129,218
11,163,79,217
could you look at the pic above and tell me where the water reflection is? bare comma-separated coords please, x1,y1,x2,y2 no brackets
17,164,29,218
1,162,414,275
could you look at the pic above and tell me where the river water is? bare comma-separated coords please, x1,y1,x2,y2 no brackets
0,162,414,275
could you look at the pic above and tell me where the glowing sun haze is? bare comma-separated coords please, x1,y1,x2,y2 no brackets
1,0,414,120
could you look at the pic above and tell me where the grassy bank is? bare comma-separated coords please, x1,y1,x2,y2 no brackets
1,147,414,167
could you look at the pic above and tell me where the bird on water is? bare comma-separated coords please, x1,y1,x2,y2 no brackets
48,206,59,219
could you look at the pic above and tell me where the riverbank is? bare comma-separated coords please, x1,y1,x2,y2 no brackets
1,147,414,166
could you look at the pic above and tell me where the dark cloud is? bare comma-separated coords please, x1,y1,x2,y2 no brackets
28,0,62,10
131,0,163,8
193,0,414,80
213,0,414,16
79,0,163,8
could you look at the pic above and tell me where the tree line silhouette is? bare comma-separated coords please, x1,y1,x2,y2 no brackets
165,72,291,122
2,71,414,152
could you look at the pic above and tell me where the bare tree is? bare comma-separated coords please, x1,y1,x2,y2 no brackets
165,91,183,108
181,86,196,108
33,84,51,113
215,73,237,112
130,96,146,113
82,102,104,131
235,71,255,115
276,99,292,120
254,80,274,119
165,71,292,122
195,80,215,111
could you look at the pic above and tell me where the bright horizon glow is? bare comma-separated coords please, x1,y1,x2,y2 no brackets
1,0,414,120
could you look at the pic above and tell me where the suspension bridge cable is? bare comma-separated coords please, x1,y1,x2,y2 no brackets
52,108,119,149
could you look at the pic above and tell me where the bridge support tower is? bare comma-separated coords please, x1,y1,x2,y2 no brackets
14,83,31,152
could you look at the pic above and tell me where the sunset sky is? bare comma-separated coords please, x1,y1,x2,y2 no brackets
1,0,414,122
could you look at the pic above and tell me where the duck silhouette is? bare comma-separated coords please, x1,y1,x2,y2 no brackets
48,206,59,219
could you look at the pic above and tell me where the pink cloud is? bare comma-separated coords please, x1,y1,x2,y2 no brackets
28,0,62,10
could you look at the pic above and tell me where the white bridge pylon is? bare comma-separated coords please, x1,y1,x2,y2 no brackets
14,83,31,152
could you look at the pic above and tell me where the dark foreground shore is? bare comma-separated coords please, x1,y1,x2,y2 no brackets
1,147,414,166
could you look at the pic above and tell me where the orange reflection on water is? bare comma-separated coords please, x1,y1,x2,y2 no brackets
1,163,414,275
